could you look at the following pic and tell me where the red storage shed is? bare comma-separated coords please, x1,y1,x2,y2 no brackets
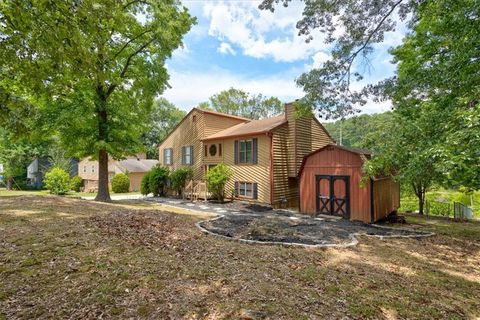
298,144,400,223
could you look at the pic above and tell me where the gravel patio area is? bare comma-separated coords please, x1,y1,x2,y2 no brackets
197,212,434,248
144,197,434,247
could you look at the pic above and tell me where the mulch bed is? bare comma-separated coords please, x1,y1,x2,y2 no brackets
199,214,432,246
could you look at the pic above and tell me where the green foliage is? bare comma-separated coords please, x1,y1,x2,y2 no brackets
142,98,186,159
1,0,195,201
259,0,416,118
0,128,49,189
140,172,152,196
205,163,232,202
149,166,170,197
111,173,130,193
170,168,193,197
44,167,70,195
200,87,283,120
70,176,83,193
322,112,395,152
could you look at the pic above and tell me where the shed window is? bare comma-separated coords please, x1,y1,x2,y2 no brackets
164,148,173,165
182,146,193,165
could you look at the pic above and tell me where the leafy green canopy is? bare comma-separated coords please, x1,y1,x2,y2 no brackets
1,0,195,201
142,98,186,159
260,0,417,119
200,88,283,120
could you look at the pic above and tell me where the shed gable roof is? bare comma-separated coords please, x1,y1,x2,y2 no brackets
298,144,372,177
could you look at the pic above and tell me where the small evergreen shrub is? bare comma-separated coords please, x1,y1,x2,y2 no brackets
140,172,152,196
149,166,170,196
170,168,193,197
205,163,232,202
111,173,130,193
70,176,83,192
44,167,70,195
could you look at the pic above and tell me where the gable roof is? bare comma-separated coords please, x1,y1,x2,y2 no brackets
298,144,372,177
202,114,287,141
116,159,159,173
157,107,250,147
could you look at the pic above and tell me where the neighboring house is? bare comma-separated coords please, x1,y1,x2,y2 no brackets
78,154,158,192
158,103,334,208
27,157,78,189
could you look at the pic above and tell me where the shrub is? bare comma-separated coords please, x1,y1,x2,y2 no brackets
170,168,193,197
205,163,232,202
111,173,130,193
70,176,83,192
149,166,170,196
44,167,70,195
140,171,152,196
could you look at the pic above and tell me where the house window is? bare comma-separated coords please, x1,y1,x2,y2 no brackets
209,144,217,157
235,182,257,199
182,145,193,165
239,140,252,163
164,148,173,165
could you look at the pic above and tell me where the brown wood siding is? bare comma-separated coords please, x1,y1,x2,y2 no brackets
271,123,299,207
299,147,372,223
203,114,247,138
285,103,334,178
373,177,400,221
285,104,297,177
128,173,144,192
158,109,205,180
206,135,271,204
311,119,333,150
158,109,247,181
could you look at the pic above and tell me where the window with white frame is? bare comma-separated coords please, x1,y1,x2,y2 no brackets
182,145,193,165
238,182,254,198
164,148,173,165
239,140,252,163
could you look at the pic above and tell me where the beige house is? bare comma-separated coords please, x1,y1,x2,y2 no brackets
78,154,158,192
158,103,334,207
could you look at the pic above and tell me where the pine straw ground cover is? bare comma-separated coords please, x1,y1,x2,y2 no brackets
0,196,479,319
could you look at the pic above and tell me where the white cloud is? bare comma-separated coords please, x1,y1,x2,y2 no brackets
162,66,390,115
217,42,236,55
162,67,303,110
202,1,329,63
311,51,331,68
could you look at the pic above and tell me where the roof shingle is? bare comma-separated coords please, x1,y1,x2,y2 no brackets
202,114,287,141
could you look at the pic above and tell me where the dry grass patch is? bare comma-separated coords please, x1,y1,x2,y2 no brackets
1,196,479,319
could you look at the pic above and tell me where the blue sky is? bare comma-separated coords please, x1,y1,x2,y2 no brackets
162,1,406,115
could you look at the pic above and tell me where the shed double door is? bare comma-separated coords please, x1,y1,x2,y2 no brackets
316,175,350,219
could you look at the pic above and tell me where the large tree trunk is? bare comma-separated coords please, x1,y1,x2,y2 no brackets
94,95,111,202
94,149,111,202
6,177,13,190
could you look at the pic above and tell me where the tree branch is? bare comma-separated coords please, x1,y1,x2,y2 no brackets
112,28,154,60
119,37,155,79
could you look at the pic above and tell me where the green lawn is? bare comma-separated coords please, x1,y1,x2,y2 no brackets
400,188,480,218
1,195,479,319
0,188,140,198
